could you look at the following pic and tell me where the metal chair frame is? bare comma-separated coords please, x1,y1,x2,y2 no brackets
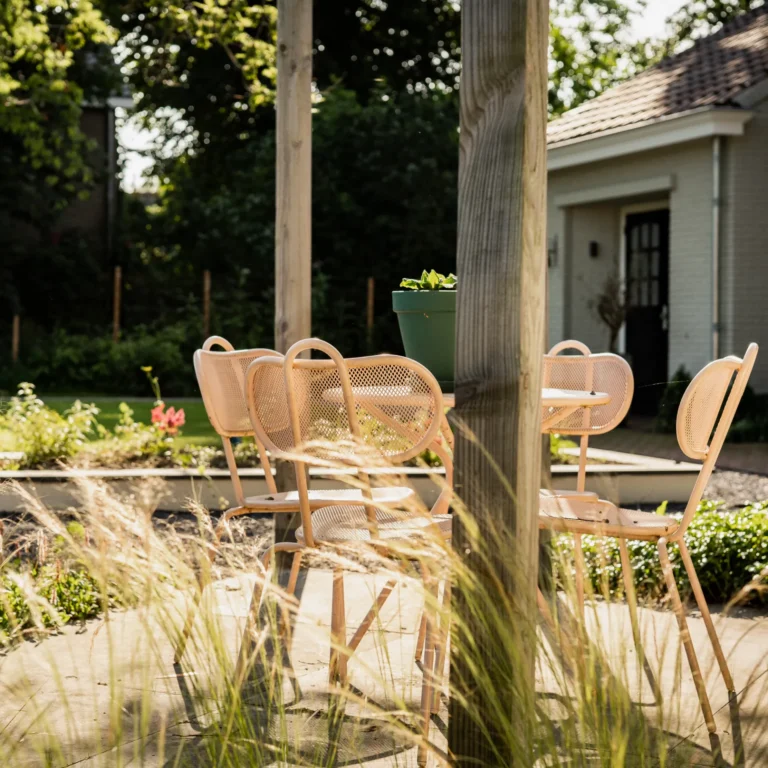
539,344,759,737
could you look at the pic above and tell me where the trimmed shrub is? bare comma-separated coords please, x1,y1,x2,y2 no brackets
560,501,768,605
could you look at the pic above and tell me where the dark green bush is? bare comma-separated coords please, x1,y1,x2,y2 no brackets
560,501,768,605
654,366,691,433
0,323,197,396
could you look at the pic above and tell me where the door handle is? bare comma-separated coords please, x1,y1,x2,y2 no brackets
660,304,669,331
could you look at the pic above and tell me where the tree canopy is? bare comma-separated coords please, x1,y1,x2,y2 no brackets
3,0,764,391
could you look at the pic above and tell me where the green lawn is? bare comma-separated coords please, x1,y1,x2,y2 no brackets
43,397,219,447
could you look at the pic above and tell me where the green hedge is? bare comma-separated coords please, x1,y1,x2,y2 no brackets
560,501,768,605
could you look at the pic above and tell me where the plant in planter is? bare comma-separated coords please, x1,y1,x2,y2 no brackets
393,270,457,391
589,273,627,355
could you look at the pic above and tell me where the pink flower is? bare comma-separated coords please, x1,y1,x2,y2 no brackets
151,402,186,435
164,406,186,435
151,402,166,426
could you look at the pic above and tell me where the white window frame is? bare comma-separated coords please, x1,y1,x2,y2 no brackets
618,200,670,355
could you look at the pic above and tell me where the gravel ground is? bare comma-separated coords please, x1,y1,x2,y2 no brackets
703,470,768,509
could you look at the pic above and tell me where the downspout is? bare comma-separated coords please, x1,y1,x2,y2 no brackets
712,136,722,359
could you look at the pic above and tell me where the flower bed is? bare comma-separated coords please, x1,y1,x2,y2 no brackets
0,382,584,471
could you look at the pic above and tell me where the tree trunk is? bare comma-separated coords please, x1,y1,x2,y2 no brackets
273,0,312,575
448,0,549,764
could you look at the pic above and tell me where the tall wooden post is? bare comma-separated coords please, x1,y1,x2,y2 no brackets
448,0,549,764
112,266,122,343
273,0,312,568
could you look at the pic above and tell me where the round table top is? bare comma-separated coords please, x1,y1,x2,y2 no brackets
322,385,609,410
441,388,609,409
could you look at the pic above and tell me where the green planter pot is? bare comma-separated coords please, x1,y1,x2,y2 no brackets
392,290,456,391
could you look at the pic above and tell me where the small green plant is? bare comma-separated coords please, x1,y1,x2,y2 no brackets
550,433,578,463
0,383,104,468
400,269,457,290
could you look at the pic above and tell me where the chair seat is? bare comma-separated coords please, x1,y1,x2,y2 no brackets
539,495,678,539
540,489,600,503
296,505,453,543
244,486,415,511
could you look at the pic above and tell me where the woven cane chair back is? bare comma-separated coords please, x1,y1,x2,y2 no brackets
675,343,758,536
677,344,758,462
542,341,634,435
194,339,281,438
246,339,444,466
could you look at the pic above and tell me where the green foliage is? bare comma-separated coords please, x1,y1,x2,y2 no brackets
5,323,194,396
400,270,457,291
0,0,115,217
124,88,460,357
0,383,103,467
565,501,768,604
655,0,764,58
0,564,102,644
550,433,578,463
549,0,653,117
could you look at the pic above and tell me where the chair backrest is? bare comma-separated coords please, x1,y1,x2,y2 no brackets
247,339,444,463
675,343,758,537
194,338,281,438
246,338,445,546
541,340,634,436
194,336,280,501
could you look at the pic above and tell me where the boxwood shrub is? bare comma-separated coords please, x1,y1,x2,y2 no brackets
558,501,768,605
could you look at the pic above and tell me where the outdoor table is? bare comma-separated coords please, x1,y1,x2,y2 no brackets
322,386,610,433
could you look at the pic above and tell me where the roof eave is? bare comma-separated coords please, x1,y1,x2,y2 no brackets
547,107,753,172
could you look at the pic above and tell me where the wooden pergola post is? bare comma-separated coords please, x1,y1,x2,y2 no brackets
448,0,549,763
273,0,312,567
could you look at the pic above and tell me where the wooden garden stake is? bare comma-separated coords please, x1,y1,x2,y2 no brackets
112,266,122,343
11,315,20,363
202,270,211,338
366,277,375,351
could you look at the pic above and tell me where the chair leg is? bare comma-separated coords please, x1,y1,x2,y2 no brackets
418,574,436,767
234,571,269,686
619,538,641,648
234,544,303,686
414,613,428,664
431,579,451,713
174,588,203,664
414,560,433,664
573,533,586,620
175,506,245,663
329,567,348,685
658,539,717,734
678,538,735,692
279,552,304,658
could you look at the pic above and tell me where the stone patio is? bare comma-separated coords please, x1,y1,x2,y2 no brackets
0,567,766,767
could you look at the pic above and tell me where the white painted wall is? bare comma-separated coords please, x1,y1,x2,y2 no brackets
547,139,715,383
721,97,768,391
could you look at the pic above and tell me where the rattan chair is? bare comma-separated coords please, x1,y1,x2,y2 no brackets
539,343,758,736
541,341,634,613
174,336,425,663
242,338,453,765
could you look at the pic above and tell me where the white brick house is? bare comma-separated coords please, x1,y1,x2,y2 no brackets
546,6,768,410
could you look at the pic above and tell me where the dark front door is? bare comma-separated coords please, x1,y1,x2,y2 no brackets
625,209,670,415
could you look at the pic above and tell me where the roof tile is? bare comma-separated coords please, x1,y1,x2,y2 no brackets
548,5,768,146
